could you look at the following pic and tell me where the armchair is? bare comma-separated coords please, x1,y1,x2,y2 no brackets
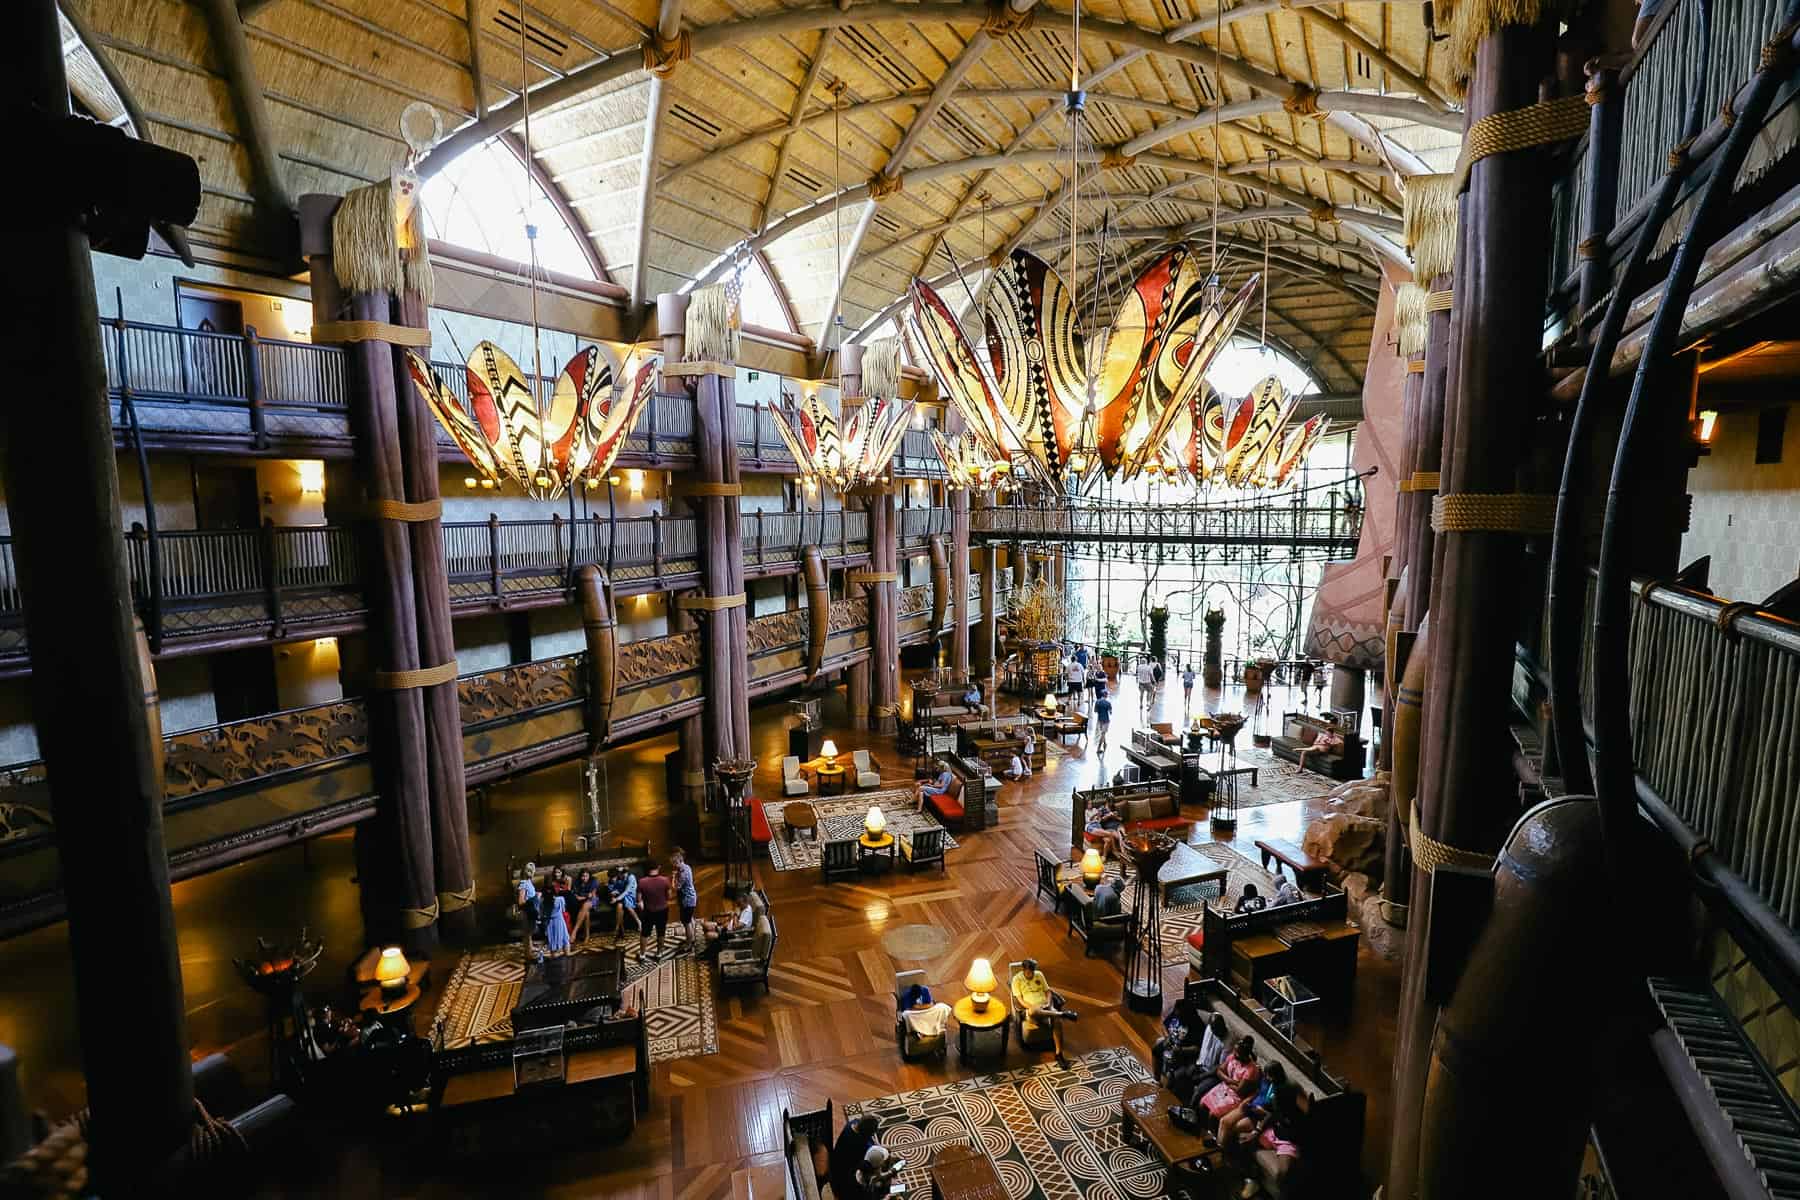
782,755,809,796
820,837,859,883
719,908,776,992
899,826,946,872
852,749,882,789
1033,850,1061,910
1007,961,1059,1052
893,968,947,1061
1063,881,1131,958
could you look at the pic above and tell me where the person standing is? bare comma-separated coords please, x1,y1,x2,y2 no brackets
671,846,700,952
830,1115,881,1200
1066,654,1085,705
1136,656,1156,715
1182,662,1196,710
1093,687,1113,753
637,861,673,958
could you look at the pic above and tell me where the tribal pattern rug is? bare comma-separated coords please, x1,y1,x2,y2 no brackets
1207,743,1337,812
430,929,717,1063
761,789,958,872
843,1047,1167,1200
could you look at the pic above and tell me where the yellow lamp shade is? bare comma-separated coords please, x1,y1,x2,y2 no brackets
820,739,839,761
865,805,886,836
374,946,409,994
965,958,998,1011
1081,847,1105,884
1044,692,1058,710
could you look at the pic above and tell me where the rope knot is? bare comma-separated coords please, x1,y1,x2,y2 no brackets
1667,136,1696,174
642,29,691,77
868,172,905,201
1761,20,1799,69
1576,236,1602,260
1720,98,1737,127
1100,148,1138,171
1715,600,1759,638
1282,85,1322,117
982,0,1037,35
986,250,1005,269
1309,203,1338,224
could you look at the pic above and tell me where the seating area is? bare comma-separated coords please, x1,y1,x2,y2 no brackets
1270,713,1367,781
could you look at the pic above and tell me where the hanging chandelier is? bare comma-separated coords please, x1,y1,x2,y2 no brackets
768,338,914,490
406,343,658,501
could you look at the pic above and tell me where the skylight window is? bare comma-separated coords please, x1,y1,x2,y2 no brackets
419,137,596,282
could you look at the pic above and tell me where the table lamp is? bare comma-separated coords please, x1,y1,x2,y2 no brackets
965,958,998,1012
865,805,886,837
374,945,409,996
1080,846,1105,885
1043,691,1058,712
820,738,839,765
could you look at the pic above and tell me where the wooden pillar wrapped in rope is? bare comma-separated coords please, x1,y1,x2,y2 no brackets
667,287,752,771
6,5,200,1181
1401,175,1458,638
1387,5,1578,1195
1012,544,1027,591
975,506,997,675
301,192,438,952
928,534,950,646
1578,62,1623,328
951,481,971,675
869,490,900,731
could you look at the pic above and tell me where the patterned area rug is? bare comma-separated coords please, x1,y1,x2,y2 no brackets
431,927,717,1063
1206,743,1338,812
844,1047,1165,1200
762,789,958,872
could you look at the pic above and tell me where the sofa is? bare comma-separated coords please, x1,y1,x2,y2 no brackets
1063,880,1131,957
923,772,966,829
1177,977,1365,1198
1082,788,1189,842
782,1101,833,1200
1270,713,1366,781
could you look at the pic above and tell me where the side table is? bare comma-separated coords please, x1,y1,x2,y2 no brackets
859,831,895,871
952,995,1009,1063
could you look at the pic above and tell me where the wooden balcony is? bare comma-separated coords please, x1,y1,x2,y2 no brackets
100,316,948,476
0,509,872,671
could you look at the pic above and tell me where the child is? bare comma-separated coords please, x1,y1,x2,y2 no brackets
544,894,572,957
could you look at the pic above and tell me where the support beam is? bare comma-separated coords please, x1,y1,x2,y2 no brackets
1292,7,1448,111
760,28,835,230
197,0,294,247
1121,91,1460,159
820,199,876,346
58,0,196,265
465,0,488,118
417,0,1459,180
631,75,669,308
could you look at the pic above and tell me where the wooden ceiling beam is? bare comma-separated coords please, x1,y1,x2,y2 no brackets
196,0,294,250
759,29,836,232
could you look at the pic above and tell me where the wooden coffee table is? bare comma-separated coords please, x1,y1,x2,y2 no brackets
929,1143,1006,1200
1120,1081,1225,1183
783,801,818,844
1159,841,1229,903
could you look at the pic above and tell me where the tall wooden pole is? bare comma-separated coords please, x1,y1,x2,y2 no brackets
301,199,437,953
7,2,194,1182
951,483,971,674
658,297,710,838
1386,17,1561,1198
976,501,997,675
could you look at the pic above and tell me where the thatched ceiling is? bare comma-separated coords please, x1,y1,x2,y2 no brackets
67,0,1464,393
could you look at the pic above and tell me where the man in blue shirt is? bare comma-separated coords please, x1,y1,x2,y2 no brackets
1093,689,1113,752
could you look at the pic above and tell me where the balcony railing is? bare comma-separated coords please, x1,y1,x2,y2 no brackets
971,501,1363,555
0,511,874,660
898,505,953,546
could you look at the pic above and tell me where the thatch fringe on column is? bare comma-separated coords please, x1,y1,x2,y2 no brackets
1396,283,1428,358
685,284,738,364
1448,0,1576,80
331,179,433,304
1404,174,1461,283
864,337,902,401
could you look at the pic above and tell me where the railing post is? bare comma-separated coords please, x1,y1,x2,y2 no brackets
648,389,660,459
755,508,765,566
243,325,267,449
488,513,502,603
1578,62,1624,333
261,518,283,637
752,396,763,461
652,510,664,581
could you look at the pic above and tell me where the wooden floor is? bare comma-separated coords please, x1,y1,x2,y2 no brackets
0,667,1398,1197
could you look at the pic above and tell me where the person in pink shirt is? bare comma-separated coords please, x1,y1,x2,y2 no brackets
1197,1036,1262,1119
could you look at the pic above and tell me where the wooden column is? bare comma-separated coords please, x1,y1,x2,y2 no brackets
950,489,971,673
301,197,437,953
1402,283,1453,634
1012,544,1027,590
392,288,474,938
976,506,997,675
7,3,194,1181
1386,17,1562,1199
869,489,899,732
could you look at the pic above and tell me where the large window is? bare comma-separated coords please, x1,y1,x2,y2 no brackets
419,137,596,281
736,254,793,332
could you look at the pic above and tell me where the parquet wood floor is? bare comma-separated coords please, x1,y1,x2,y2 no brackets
0,668,1397,1198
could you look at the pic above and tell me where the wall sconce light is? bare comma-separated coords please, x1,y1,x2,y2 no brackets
626,469,644,494
1696,409,1719,444
464,476,479,489
480,477,496,489
295,461,325,495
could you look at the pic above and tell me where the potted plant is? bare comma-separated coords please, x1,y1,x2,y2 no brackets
1148,606,1169,667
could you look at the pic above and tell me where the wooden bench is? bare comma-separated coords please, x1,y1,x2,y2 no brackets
1255,838,1330,891
783,1101,833,1200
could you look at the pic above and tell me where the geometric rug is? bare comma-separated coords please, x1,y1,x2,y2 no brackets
761,788,958,872
430,926,717,1063
843,1047,1167,1200
1204,743,1338,812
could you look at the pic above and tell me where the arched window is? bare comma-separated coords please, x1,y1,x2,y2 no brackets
736,254,793,333
419,137,597,281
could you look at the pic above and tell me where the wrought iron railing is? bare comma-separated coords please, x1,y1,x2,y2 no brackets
898,506,953,544
970,501,1363,553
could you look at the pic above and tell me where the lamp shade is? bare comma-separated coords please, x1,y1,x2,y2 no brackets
1044,692,1058,710
865,805,886,836
821,738,839,761
374,946,409,994
965,958,998,999
1081,847,1105,884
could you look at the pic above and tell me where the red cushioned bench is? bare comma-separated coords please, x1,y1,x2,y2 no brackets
751,801,772,845
924,776,965,829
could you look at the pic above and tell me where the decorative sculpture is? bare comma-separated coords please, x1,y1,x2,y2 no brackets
576,565,617,745
1203,608,1226,688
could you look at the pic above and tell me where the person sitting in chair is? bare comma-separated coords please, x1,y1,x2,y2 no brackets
916,765,955,812
1273,875,1304,906
859,1144,904,1198
1153,997,1205,1080
1235,883,1269,914
830,1115,879,1200
700,888,755,953
1084,803,1128,860
1011,958,1078,1065
961,683,984,715
1171,1012,1232,1101
898,983,952,1040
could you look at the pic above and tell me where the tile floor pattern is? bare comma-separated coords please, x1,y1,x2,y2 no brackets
844,1048,1164,1200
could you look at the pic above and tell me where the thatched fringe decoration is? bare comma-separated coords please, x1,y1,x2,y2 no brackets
332,179,433,303
864,338,902,401
1403,174,1460,281
1448,0,1575,80
1395,283,1427,358
684,284,738,364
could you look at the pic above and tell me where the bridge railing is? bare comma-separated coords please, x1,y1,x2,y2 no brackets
970,502,1363,550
